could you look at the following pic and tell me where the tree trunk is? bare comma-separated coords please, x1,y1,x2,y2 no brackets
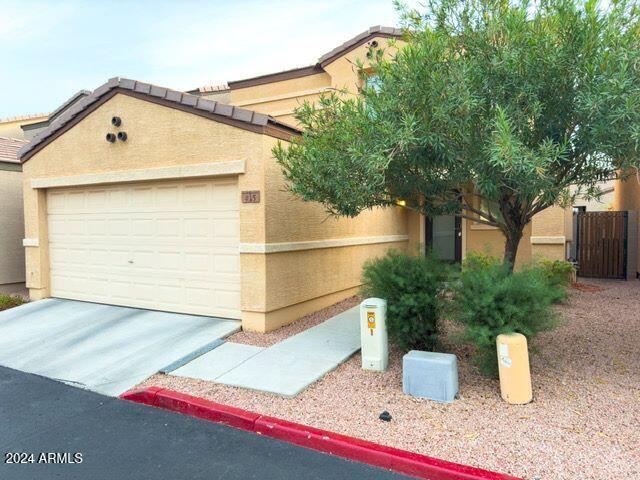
503,229,523,272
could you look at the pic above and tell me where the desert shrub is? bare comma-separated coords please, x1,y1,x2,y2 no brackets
362,250,447,351
449,254,561,376
461,251,501,271
537,259,576,289
0,295,24,311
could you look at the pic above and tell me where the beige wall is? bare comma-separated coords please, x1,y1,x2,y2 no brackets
614,171,640,212
322,37,400,92
225,73,331,128
241,135,408,331
614,171,640,275
0,169,26,286
466,223,533,267
22,92,409,332
222,34,410,329
206,35,402,128
465,204,569,267
0,115,48,140
403,201,568,267
572,181,615,212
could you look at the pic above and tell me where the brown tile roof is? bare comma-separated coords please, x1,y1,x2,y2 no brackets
191,25,403,93
193,83,230,94
226,65,325,90
20,90,93,135
0,136,29,164
19,77,301,162
49,89,91,122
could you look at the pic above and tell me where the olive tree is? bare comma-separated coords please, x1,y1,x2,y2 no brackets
275,0,640,269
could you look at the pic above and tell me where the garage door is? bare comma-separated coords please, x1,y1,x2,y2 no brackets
47,178,240,319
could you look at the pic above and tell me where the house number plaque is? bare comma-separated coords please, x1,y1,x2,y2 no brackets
241,190,260,203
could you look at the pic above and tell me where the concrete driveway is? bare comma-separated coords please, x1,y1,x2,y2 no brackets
0,299,239,396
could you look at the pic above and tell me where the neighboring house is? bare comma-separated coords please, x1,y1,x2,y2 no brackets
571,180,615,212
17,26,571,333
613,171,640,278
0,136,28,294
0,114,48,140
0,92,90,141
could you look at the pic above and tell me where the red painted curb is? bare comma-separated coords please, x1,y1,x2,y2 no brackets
155,388,261,431
120,387,521,480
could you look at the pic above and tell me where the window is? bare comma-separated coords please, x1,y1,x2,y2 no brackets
365,75,382,94
364,74,382,119
477,197,500,224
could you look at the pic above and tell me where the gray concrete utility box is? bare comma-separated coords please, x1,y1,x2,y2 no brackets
402,351,458,403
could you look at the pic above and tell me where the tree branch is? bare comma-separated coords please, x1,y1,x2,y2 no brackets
457,212,500,227
458,193,500,225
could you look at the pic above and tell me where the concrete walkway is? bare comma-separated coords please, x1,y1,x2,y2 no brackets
0,299,240,396
171,306,361,397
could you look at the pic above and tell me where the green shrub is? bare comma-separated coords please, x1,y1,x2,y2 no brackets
461,251,501,271
449,254,562,377
537,259,576,289
0,295,24,311
362,250,447,351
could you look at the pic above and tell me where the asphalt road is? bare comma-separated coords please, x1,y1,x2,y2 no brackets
0,366,410,480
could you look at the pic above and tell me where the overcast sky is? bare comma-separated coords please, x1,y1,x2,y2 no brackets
0,0,413,118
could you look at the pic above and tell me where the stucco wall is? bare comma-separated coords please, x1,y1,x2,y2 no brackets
224,73,331,127
530,204,570,261
466,223,533,267
614,172,640,212
0,116,48,140
465,204,569,266
572,180,615,211
322,37,401,92
241,135,409,331
613,172,640,275
0,169,26,286
215,35,402,128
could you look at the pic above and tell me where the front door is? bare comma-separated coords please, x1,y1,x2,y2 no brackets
425,215,462,262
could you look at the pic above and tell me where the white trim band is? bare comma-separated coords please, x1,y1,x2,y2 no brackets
31,160,245,189
239,234,409,254
530,236,566,245
23,238,39,247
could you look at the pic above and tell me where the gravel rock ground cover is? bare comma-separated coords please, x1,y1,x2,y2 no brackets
227,296,361,348
140,279,640,480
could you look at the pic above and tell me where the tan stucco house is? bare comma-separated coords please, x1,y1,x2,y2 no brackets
17,26,571,332
0,136,28,294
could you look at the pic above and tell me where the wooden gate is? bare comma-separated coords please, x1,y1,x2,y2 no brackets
576,211,628,279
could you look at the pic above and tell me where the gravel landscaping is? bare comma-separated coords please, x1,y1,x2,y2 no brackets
140,279,640,480
0,294,25,312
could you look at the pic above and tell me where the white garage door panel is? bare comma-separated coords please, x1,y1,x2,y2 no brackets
47,178,241,319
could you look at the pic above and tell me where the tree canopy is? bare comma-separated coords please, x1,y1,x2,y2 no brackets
274,0,640,266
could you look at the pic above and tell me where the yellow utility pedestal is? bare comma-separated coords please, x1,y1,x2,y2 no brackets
496,333,532,405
